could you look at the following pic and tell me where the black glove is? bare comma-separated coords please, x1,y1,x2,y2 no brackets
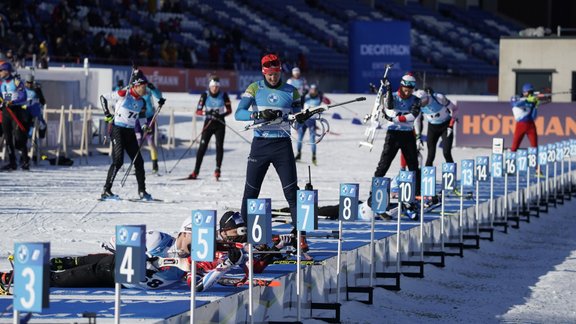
157,97,166,106
410,101,421,117
295,110,314,124
227,247,242,265
148,83,156,90
383,112,394,122
208,109,220,117
425,87,434,95
256,109,282,121
381,77,391,91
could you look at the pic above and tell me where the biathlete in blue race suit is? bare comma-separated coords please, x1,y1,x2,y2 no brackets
235,54,302,231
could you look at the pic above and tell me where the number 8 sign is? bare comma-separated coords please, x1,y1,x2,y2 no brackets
14,242,49,312
339,183,359,221
247,198,271,244
191,210,216,262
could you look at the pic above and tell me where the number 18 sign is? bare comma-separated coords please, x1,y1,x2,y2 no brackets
14,242,50,312
191,210,216,262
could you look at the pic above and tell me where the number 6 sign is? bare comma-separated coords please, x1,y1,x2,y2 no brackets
247,198,271,244
191,210,216,262
14,242,49,312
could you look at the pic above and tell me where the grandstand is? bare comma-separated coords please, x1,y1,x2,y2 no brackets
0,0,529,93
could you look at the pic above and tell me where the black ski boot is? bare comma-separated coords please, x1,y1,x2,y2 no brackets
101,187,118,200
295,151,301,161
152,160,159,174
139,190,152,201
1,163,17,171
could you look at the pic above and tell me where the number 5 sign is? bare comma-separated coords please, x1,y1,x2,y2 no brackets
339,183,359,221
14,242,49,312
115,225,146,285
247,198,271,244
297,190,318,231
191,210,216,261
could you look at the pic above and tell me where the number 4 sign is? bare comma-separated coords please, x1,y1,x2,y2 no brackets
115,225,146,285
14,242,50,312
191,210,216,262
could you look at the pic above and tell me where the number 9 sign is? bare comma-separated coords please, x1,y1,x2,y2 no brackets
371,177,390,214
247,198,271,244
14,242,50,312
191,210,216,262
339,183,359,221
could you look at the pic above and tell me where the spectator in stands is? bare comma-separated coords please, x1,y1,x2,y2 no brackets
188,76,232,180
414,87,458,166
295,84,330,165
510,83,551,168
0,61,31,171
287,67,308,98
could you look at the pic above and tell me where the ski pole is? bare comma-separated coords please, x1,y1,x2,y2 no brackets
167,118,214,174
120,103,165,187
212,118,252,144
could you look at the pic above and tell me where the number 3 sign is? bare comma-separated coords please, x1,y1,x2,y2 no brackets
14,242,50,312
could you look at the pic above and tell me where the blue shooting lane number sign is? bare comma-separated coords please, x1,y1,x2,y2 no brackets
547,143,556,163
563,140,571,158
538,145,547,166
14,242,49,312
115,225,146,285
191,210,216,262
421,166,436,197
247,198,271,244
517,149,528,173
461,159,474,187
475,156,489,182
505,151,516,175
571,139,576,156
556,142,564,162
442,162,456,191
491,153,503,178
528,147,538,169
371,177,390,214
297,190,317,231
339,183,359,221
398,170,415,203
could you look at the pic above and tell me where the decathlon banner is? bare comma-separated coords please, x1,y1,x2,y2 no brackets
456,102,576,147
348,21,411,93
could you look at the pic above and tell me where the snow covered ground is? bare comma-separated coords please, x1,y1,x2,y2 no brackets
1,93,575,322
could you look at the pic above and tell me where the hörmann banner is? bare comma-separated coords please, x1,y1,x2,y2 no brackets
348,20,411,93
456,102,576,147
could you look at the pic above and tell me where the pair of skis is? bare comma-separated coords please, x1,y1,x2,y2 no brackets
359,63,394,150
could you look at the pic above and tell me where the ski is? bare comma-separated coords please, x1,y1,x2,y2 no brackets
98,196,121,202
271,259,326,266
218,277,281,287
127,198,170,203
359,64,393,150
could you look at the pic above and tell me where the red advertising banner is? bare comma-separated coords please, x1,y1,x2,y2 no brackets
139,66,189,92
188,69,238,93
456,102,576,147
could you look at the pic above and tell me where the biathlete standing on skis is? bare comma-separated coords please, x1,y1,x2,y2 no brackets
510,83,550,156
135,82,165,174
23,74,47,140
295,84,330,165
0,61,30,171
235,53,310,249
187,76,232,180
414,87,458,166
368,73,422,219
100,69,153,201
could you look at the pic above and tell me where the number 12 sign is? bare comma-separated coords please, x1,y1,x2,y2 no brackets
191,210,216,262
